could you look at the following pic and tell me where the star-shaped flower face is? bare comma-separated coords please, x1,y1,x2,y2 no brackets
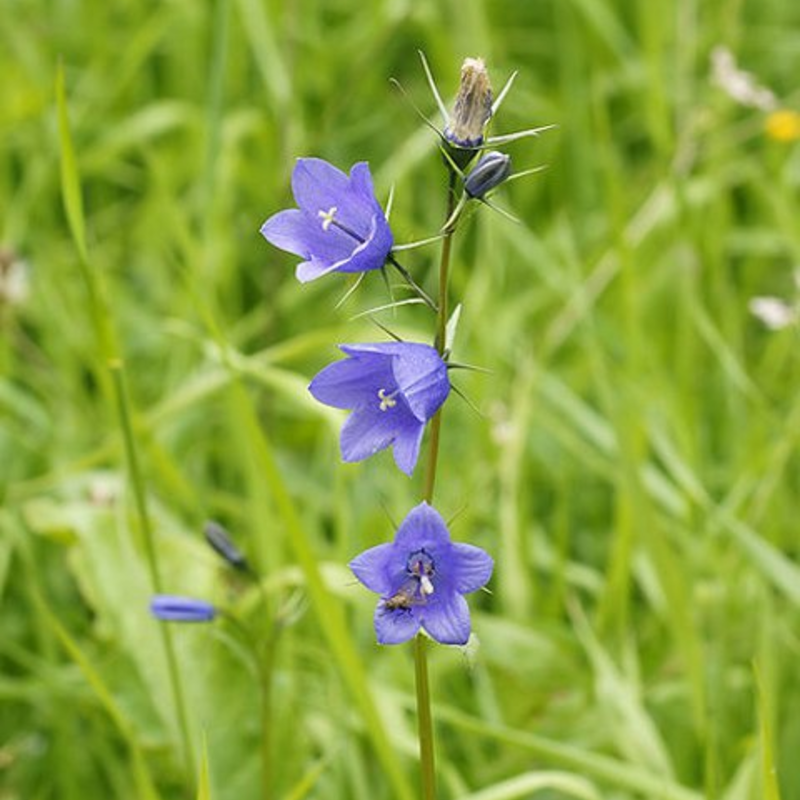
349,503,493,645
260,158,394,283
308,342,450,476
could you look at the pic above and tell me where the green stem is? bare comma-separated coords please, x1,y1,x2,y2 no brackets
259,638,276,799
109,361,195,778
387,254,438,311
414,635,436,800
423,169,458,504
414,167,459,800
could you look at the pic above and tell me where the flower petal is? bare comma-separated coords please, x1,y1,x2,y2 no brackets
309,351,394,410
331,213,392,274
392,344,450,422
393,502,451,552
339,403,405,463
391,421,425,476
340,343,449,421
449,543,493,593
296,258,341,283
374,605,421,645
291,158,353,216
349,543,396,593
261,208,353,263
349,162,381,206
420,592,471,645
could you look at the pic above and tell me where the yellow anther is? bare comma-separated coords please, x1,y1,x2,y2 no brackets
318,206,338,231
378,388,397,411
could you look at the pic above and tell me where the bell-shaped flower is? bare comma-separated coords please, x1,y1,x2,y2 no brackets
308,342,450,476
349,502,493,646
150,595,216,623
260,158,393,283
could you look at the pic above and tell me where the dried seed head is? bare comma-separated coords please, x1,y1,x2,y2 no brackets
444,57,493,149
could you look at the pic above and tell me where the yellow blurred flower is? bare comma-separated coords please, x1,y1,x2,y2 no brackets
765,109,800,142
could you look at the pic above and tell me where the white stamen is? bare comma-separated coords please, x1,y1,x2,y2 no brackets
378,388,397,411
318,206,337,231
420,575,434,596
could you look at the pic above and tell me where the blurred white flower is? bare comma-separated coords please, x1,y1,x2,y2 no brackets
749,270,800,330
749,297,796,330
0,247,30,308
710,46,776,111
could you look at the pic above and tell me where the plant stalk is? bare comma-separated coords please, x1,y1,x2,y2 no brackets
109,361,195,778
414,167,459,800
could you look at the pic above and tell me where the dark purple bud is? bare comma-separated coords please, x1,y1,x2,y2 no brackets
464,151,512,198
204,520,250,572
150,595,216,623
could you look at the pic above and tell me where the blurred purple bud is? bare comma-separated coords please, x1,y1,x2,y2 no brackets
464,151,512,198
204,520,250,572
150,595,216,623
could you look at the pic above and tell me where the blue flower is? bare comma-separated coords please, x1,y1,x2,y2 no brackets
349,502,493,645
150,595,216,623
260,158,394,283
308,342,450,476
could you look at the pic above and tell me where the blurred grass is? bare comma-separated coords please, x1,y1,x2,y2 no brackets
3,0,800,798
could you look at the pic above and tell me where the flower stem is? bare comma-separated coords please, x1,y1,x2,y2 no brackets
414,634,436,800
109,360,195,778
423,169,458,504
259,638,276,799
414,167,459,800
387,254,438,311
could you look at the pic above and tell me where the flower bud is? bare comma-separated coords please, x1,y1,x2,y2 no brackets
444,57,493,152
150,595,216,623
464,151,512,198
204,520,250,572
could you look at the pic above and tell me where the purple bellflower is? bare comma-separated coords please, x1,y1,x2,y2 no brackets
150,595,216,623
260,158,394,283
308,342,450,476
350,502,493,645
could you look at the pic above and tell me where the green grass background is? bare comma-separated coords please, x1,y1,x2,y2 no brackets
3,0,800,798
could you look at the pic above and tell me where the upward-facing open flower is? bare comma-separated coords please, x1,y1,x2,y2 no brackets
308,342,450,476
350,502,493,645
260,158,393,283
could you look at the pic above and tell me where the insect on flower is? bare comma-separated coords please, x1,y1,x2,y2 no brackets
381,582,427,612
350,502,493,646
